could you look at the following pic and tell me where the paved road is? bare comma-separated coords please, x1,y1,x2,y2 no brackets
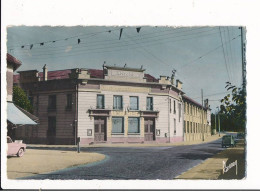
22,138,225,180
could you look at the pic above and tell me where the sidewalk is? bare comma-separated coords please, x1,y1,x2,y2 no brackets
27,134,224,149
176,139,245,179
7,149,105,179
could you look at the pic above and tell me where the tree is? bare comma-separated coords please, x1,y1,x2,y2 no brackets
13,86,33,113
220,82,246,132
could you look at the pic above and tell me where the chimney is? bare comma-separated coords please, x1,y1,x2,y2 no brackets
171,75,175,85
171,69,176,85
204,99,209,108
176,79,183,90
43,64,48,81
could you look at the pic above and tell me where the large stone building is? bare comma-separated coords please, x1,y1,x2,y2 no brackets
14,63,211,145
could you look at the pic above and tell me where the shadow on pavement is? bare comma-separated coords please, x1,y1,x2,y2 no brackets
217,141,246,179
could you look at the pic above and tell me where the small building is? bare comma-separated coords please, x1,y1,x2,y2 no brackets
6,53,38,140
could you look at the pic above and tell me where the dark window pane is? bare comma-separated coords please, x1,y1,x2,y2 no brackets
97,95,104,109
67,94,72,108
128,118,139,133
130,97,138,110
113,96,123,110
112,117,124,133
146,97,153,111
48,95,56,109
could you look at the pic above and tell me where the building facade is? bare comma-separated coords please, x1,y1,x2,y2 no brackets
6,53,38,140
14,64,211,145
183,96,211,141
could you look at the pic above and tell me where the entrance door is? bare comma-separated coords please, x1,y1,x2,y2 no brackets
94,117,106,142
47,116,56,144
144,118,155,141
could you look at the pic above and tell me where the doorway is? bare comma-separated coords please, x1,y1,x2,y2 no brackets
144,118,155,141
94,117,106,142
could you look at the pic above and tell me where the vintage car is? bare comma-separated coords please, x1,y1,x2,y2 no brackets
7,136,26,157
221,135,236,148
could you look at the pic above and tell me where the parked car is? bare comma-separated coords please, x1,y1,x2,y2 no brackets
221,135,236,148
237,132,245,139
7,136,26,157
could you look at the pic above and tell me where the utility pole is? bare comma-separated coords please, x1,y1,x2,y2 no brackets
217,106,221,136
240,26,246,92
215,111,217,134
201,89,204,141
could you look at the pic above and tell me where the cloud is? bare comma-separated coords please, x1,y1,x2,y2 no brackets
65,46,72,52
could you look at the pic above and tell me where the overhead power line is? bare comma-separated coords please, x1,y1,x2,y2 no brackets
219,27,231,83
12,27,213,56
178,34,241,71
13,28,224,61
192,91,231,99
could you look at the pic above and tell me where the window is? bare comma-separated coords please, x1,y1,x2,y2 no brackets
113,95,123,110
170,99,172,113
174,100,176,113
130,96,138,110
112,117,124,133
128,117,140,133
178,103,181,122
191,122,193,133
146,97,153,111
66,94,72,110
97,94,105,109
191,105,193,115
48,95,56,111
184,121,186,133
187,121,189,133
184,103,186,113
174,118,176,135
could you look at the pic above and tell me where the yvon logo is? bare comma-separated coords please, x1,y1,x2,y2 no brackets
223,160,238,175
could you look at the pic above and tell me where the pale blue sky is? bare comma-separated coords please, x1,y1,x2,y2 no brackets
7,26,244,112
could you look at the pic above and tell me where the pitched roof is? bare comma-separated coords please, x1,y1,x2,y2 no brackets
145,73,158,83
88,69,103,78
38,69,72,81
183,95,207,109
7,53,22,71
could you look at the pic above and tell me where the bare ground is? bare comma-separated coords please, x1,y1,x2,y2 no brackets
7,149,105,179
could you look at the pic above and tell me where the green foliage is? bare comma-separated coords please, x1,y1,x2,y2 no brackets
220,82,246,132
13,86,33,113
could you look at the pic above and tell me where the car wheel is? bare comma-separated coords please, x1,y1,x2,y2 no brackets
17,148,24,157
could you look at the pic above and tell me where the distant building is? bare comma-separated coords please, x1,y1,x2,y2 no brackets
6,54,38,139
183,96,211,141
14,63,211,145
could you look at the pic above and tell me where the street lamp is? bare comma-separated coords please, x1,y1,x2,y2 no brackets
216,106,220,137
